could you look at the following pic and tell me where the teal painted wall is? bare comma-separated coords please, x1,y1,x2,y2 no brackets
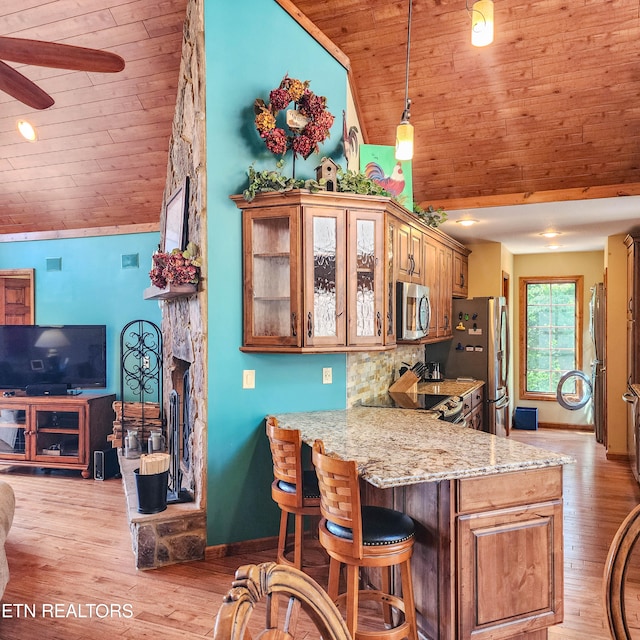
205,2,349,544
0,233,162,397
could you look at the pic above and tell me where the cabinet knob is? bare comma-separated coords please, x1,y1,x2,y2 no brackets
291,312,297,338
376,311,382,336
307,312,313,339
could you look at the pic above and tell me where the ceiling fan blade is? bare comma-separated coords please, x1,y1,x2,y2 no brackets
0,60,53,110
0,36,125,73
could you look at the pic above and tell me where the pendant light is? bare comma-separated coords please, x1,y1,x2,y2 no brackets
469,0,494,47
395,0,414,161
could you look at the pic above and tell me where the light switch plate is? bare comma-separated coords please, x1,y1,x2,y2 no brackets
242,370,255,389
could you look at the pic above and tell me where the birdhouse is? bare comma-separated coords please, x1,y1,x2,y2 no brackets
315,158,339,192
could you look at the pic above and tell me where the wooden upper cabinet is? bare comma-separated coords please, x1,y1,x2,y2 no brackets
452,248,469,298
241,205,302,348
396,221,424,284
303,206,347,348
347,209,385,347
233,190,469,352
422,235,439,341
233,191,390,353
436,244,453,339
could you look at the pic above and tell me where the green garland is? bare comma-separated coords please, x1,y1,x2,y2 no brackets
242,160,447,228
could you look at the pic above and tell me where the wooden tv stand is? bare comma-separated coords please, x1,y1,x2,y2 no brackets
0,392,115,478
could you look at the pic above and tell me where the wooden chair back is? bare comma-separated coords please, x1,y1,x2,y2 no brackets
266,417,304,509
212,562,351,640
604,502,640,640
311,439,363,554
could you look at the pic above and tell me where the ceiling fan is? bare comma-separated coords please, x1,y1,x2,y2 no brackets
0,35,125,110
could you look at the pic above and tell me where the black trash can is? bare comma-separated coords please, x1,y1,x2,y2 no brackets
134,468,168,514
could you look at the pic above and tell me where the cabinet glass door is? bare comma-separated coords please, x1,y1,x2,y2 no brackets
348,210,384,345
244,208,300,346
385,220,396,344
303,207,346,347
0,407,26,459
33,408,82,461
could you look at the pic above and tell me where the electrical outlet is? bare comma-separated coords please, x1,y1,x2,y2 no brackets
142,356,150,369
322,367,332,384
242,369,255,389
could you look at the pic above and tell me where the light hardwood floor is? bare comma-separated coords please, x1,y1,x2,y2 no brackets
0,428,638,639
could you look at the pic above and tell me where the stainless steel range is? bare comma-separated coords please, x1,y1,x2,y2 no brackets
361,392,465,424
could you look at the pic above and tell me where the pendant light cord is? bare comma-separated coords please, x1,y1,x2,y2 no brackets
403,0,413,118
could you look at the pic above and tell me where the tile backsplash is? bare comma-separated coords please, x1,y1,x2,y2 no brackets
346,344,424,406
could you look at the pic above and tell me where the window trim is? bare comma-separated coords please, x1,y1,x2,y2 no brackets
519,275,584,401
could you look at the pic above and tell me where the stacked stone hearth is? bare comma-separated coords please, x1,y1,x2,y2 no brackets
120,453,205,570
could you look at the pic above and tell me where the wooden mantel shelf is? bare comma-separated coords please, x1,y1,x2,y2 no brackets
143,283,197,300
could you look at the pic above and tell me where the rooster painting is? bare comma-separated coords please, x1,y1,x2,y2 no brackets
364,161,406,197
342,110,359,166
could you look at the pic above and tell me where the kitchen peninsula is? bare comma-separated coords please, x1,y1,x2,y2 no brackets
272,407,574,640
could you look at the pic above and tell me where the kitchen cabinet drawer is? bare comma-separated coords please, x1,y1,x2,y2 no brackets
460,384,484,430
457,466,562,514
461,392,473,416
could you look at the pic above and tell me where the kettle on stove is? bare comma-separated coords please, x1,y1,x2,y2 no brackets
425,361,443,381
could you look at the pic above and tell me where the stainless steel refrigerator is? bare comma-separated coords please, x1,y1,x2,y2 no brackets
590,283,606,445
445,297,510,437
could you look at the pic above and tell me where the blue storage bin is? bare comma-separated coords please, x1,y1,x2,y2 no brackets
513,407,538,430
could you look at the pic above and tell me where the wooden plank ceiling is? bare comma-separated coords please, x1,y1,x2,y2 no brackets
288,0,640,211
1,1,640,235
0,1,187,236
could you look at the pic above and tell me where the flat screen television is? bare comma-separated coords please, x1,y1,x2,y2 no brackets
0,325,107,390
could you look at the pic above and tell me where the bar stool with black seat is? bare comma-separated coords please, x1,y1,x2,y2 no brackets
266,416,324,570
312,439,418,640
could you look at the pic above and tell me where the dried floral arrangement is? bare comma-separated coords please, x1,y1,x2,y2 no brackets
149,242,201,289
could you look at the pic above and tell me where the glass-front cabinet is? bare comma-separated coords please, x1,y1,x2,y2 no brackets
0,403,84,463
0,407,26,459
32,406,84,463
242,206,301,347
234,191,390,352
347,209,384,346
303,206,346,348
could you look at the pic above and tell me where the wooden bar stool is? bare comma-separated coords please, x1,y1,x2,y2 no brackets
312,439,418,640
604,502,640,639
266,416,324,570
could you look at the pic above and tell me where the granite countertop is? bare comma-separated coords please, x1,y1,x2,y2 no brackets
272,407,574,489
416,378,484,397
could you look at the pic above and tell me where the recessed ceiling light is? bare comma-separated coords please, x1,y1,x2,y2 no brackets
456,219,478,227
540,230,562,238
17,120,37,142
546,244,563,250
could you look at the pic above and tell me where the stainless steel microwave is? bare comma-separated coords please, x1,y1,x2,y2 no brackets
397,281,431,340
